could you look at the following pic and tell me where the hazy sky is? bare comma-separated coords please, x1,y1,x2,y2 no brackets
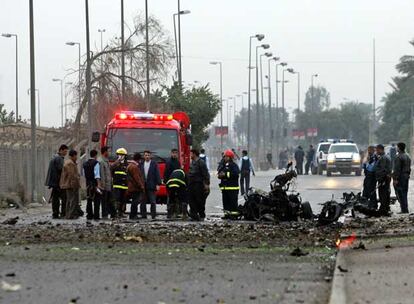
1,0,414,127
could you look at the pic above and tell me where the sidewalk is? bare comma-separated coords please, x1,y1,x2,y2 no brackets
330,231,414,304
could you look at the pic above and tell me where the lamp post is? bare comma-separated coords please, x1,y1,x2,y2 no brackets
121,0,125,99
2,33,18,122
145,0,150,109
255,43,270,164
288,68,301,112
98,29,105,78
27,88,40,126
311,74,318,144
267,57,279,153
247,34,265,153
64,82,73,123
52,78,64,127
173,10,191,86
260,52,272,155
29,0,36,202
210,61,223,150
65,41,81,107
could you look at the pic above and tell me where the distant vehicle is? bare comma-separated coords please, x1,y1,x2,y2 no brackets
326,142,362,176
312,140,333,175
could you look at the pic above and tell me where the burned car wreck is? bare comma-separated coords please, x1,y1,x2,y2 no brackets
238,163,314,222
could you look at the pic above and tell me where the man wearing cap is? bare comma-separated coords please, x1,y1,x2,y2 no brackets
111,147,129,218
375,144,392,216
392,142,411,214
218,149,241,219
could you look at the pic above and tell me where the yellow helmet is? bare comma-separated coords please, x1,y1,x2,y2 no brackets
116,148,128,155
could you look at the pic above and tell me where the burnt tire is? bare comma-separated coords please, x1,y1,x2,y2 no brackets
301,201,314,220
318,203,342,225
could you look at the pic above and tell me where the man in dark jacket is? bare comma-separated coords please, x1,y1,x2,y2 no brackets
375,144,392,216
83,149,99,220
305,145,315,175
362,146,378,209
294,146,305,175
127,153,145,220
45,144,68,219
392,142,411,214
188,149,210,221
218,149,240,219
140,150,162,219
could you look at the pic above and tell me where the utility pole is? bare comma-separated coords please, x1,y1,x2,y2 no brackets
121,0,125,100
85,0,92,150
177,0,182,86
372,38,376,144
145,0,150,109
29,0,36,202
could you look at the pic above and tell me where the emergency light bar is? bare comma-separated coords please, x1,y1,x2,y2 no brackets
115,112,173,121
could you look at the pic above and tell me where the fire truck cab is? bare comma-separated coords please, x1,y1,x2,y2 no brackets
93,111,192,203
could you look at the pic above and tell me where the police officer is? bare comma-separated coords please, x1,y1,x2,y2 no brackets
362,146,378,209
188,149,210,221
83,149,99,220
166,169,188,219
392,142,411,214
111,148,129,218
375,144,392,216
218,149,240,219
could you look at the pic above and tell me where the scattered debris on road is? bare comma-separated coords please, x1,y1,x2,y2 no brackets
1,280,21,292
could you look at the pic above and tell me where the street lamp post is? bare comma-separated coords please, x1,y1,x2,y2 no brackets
268,57,279,153
311,74,319,143
173,10,191,87
64,82,73,123
255,43,270,164
66,41,81,107
121,0,125,99
145,0,150,109
2,33,18,122
210,61,223,150
247,34,265,154
52,79,64,127
260,52,272,155
288,68,301,112
29,0,36,202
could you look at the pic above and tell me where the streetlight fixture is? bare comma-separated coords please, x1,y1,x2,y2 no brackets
247,34,265,153
65,41,81,107
255,43,270,163
173,9,191,86
2,33,19,122
210,61,223,150
52,78,64,127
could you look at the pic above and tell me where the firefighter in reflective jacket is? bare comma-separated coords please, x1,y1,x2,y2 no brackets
166,169,188,219
111,148,129,217
218,149,240,219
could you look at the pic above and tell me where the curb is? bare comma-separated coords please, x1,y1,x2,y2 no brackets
328,249,347,304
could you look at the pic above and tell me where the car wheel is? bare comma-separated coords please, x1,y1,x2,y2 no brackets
311,165,317,175
327,170,332,177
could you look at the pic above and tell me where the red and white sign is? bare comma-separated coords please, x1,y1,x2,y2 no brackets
292,130,305,140
215,126,228,136
307,128,318,137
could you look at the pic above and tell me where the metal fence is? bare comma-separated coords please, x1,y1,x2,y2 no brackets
0,144,55,202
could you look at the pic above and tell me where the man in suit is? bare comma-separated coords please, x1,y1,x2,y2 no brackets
140,150,162,219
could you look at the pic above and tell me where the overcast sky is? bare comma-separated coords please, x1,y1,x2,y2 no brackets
1,0,414,127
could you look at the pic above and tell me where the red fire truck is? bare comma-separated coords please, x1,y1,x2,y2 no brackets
93,111,192,203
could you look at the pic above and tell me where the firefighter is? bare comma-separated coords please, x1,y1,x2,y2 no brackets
166,168,188,219
111,147,129,218
218,149,241,219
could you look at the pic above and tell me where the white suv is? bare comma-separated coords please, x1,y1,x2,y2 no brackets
313,141,333,175
326,143,362,176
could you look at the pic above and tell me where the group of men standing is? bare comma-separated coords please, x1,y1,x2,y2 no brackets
294,145,315,175
362,143,411,215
